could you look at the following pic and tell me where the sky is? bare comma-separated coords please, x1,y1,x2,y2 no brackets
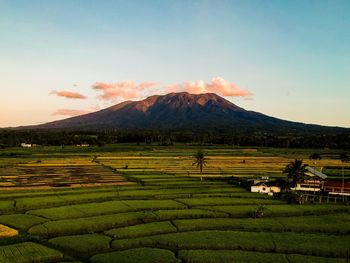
0,0,349,128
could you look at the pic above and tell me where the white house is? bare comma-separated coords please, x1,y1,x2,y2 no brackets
21,143,32,148
251,183,281,194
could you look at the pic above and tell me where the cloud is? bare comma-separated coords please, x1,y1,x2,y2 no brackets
51,90,87,99
166,77,252,97
92,81,158,101
138,82,158,89
91,77,252,102
52,108,96,117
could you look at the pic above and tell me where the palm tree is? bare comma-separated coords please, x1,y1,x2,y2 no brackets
193,150,206,181
283,159,308,188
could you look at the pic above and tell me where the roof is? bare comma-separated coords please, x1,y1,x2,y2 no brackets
252,183,267,187
252,182,280,188
305,166,327,180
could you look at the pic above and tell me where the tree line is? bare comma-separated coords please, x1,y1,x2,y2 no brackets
0,129,349,149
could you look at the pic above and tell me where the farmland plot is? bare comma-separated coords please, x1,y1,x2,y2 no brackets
0,145,348,262
0,164,130,188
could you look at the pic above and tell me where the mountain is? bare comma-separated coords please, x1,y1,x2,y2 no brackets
31,92,346,134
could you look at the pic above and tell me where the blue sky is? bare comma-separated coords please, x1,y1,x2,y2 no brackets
0,0,349,127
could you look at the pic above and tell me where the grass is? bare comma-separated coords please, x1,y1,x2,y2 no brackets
0,144,349,262
49,234,111,257
0,242,63,263
0,200,15,214
105,221,177,239
0,164,130,189
153,208,228,220
111,230,350,258
0,214,48,231
11,187,247,211
172,213,350,234
0,224,18,238
28,199,185,220
28,211,155,238
175,197,284,206
90,247,180,263
178,250,345,263
202,204,350,218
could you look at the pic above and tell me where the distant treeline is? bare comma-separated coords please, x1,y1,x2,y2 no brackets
0,129,350,149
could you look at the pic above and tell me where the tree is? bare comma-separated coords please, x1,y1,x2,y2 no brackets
193,150,206,181
283,159,308,188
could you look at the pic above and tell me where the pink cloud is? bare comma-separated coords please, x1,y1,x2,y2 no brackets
92,81,158,101
51,90,87,99
91,77,252,102
52,108,96,117
138,82,158,89
166,77,252,97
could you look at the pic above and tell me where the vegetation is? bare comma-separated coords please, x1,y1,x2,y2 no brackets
1,128,350,148
283,159,308,187
0,224,18,238
309,152,322,160
0,145,348,262
193,150,206,181
105,221,177,239
111,230,350,258
90,248,180,263
178,250,345,263
0,242,63,263
49,234,111,258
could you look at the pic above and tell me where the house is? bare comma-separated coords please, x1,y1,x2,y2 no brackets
253,176,269,185
76,144,89,147
292,180,322,192
291,166,327,192
305,167,327,180
21,143,32,148
251,182,281,195
323,181,350,196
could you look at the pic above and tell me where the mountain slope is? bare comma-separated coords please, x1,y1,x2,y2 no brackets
33,92,345,133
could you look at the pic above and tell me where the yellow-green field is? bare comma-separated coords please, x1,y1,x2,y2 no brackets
0,145,348,262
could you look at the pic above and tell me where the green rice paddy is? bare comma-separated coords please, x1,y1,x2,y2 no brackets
0,144,348,262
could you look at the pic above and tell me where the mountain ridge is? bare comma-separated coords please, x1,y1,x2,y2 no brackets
14,92,349,133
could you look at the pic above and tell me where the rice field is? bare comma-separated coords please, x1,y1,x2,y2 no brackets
0,163,131,189
0,144,348,262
